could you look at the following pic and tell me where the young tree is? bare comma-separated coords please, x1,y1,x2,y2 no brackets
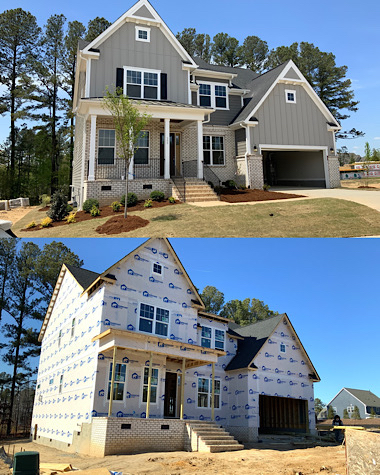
352,405,361,420
201,286,225,314
327,405,335,419
85,17,111,43
266,42,362,140
343,408,350,419
239,35,269,73
314,398,324,416
102,88,151,218
0,8,41,198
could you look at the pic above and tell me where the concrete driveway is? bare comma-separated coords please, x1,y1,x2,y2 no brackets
270,187,380,213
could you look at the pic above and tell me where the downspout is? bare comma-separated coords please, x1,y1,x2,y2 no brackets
240,122,250,188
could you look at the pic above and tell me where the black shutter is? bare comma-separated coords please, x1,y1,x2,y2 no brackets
116,68,124,93
161,73,167,100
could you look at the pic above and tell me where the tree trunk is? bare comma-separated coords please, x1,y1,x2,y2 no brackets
10,45,17,199
124,170,129,218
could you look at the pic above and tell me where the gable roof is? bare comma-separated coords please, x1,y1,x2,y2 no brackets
65,264,100,290
329,388,380,407
225,313,320,381
81,0,197,67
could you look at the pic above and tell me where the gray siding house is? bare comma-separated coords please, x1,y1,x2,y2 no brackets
327,388,380,419
71,0,341,207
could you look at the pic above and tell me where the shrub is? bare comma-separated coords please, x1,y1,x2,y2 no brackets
26,221,36,229
111,201,121,212
40,194,51,207
150,190,165,202
83,198,99,213
214,186,222,194
168,196,176,204
90,205,101,217
238,184,246,190
207,181,214,189
120,193,138,207
224,180,237,189
47,192,69,222
66,213,76,224
263,184,271,191
66,204,74,213
40,217,53,228
144,199,153,208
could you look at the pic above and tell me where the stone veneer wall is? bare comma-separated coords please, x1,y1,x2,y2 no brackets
247,155,264,189
328,156,341,188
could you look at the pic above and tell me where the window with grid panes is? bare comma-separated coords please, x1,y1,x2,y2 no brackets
143,367,158,403
98,129,115,165
107,363,126,400
203,136,225,166
201,326,212,347
134,131,149,164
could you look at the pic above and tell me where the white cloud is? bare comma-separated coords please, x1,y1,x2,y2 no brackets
374,137,380,140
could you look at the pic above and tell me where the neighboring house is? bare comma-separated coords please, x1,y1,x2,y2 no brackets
327,388,380,419
71,0,341,207
340,161,380,179
31,238,320,456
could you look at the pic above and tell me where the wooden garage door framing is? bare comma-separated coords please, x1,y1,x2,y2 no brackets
259,394,309,434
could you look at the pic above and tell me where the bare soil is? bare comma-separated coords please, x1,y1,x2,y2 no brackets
219,189,305,203
0,206,38,225
21,200,180,232
0,439,347,475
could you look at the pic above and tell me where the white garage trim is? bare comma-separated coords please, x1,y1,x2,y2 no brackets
259,144,330,189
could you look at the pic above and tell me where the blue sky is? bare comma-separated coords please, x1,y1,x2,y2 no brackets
1,0,379,154
2,237,379,407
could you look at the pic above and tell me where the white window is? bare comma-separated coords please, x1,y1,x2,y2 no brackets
107,363,126,400
347,405,354,413
201,326,212,348
198,82,228,109
280,342,286,353
197,378,220,408
124,67,160,100
285,89,296,103
71,318,75,338
59,375,63,394
152,262,162,275
98,129,115,165
139,303,169,337
203,136,225,166
142,367,158,403
135,26,150,42
215,330,225,350
134,131,149,165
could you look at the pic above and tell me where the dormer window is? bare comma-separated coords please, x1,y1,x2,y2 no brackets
285,89,296,103
135,26,150,42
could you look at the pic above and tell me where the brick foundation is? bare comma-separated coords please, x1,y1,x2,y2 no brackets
247,155,264,190
328,156,341,188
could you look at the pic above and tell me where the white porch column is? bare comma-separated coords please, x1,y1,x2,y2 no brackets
88,114,97,181
164,119,170,179
245,125,252,188
108,346,117,417
197,120,204,180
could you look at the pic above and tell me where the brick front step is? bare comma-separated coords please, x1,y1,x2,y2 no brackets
186,421,243,453
171,179,219,203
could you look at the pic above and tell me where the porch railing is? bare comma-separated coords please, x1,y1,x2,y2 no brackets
94,157,162,180
204,164,221,192
171,175,186,202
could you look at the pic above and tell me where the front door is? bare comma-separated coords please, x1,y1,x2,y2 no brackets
160,133,181,177
164,372,178,418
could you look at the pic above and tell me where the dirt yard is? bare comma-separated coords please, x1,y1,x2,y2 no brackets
0,206,37,226
0,439,347,475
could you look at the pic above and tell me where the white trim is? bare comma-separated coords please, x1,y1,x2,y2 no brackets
98,129,116,165
124,66,161,100
82,0,198,68
193,69,237,81
141,366,159,405
198,80,229,110
152,261,163,276
88,115,97,181
135,25,150,42
139,301,170,338
85,59,91,98
106,361,127,402
285,89,296,104
203,134,225,167
197,120,204,179
188,70,191,104
79,114,88,209
196,377,221,409
164,118,170,179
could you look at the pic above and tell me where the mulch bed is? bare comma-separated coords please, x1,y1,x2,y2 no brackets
21,199,180,232
96,215,150,235
219,188,306,203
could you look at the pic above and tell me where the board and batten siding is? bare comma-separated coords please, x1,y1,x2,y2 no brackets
90,22,189,104
250,83,335,149
235,128,246,156
208,95,242,126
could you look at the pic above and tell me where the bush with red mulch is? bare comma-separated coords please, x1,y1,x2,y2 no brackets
219,188,305,203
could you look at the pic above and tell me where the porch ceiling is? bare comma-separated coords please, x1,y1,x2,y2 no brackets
92,328,224,368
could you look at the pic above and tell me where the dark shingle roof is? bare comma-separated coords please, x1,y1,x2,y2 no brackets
345,388,380,407
193,57,259,90
65,264,99,290
78,39,90,50
225,315,284,371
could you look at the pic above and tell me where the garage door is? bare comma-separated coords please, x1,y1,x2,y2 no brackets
263,150,326,187
259,394,308,434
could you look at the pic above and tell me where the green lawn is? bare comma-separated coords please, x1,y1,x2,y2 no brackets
13,198,380,238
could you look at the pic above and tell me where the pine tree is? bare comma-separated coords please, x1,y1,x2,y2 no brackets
85,17,111,43
239,36,269,73
0,8,41,198
343,409,350,419
352,405,361,420
327,406,335,419
212,33,241,67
